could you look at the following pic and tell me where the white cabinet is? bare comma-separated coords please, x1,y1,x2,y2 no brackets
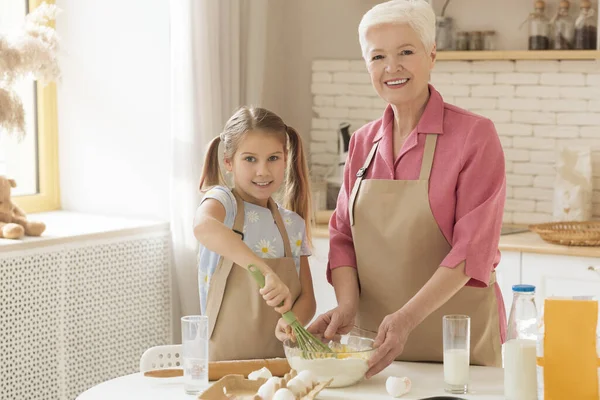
521,253,600,308
496,251,522,314
308,237,338,323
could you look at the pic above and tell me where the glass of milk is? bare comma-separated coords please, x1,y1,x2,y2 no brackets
443,314,470,394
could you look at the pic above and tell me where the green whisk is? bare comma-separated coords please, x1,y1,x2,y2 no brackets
248,264,333,354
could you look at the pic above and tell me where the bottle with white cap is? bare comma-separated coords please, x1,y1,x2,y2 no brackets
503,284,538,400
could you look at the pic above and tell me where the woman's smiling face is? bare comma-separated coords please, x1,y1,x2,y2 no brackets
364,23,436,107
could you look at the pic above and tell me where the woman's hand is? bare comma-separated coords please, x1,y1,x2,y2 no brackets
366,311,414,379
260,270,292,314
307,305,356,340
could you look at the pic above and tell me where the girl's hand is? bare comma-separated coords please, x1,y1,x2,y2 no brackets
260,270,292,314
275,317,296,342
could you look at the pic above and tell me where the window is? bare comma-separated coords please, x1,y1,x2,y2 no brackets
0,0,60,213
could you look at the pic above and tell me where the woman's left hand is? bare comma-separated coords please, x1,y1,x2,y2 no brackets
366,311,414,379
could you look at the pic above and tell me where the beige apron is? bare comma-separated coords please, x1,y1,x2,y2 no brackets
348,134,502,367
205,191,301,361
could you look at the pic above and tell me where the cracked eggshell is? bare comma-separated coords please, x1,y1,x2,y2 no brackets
248,367,272,380
385,376,411,398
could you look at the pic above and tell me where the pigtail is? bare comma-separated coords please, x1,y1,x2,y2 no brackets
283,125,313,247
198,135,226,191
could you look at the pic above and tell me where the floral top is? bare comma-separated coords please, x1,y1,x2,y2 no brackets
195,185,311,314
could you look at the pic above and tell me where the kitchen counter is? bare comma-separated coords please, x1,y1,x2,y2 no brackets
498,231,600,258
312,218,600,258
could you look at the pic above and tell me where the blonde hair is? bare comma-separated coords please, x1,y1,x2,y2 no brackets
199,106,313,245
358,0,436,58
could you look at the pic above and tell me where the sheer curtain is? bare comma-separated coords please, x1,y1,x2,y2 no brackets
169,0,268,341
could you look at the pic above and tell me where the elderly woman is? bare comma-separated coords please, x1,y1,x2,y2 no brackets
308,0,506,378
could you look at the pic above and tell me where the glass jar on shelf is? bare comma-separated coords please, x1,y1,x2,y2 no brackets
436,16,453,51
469,31,483,51
455,31,469,51
552,0,575,49
483,31,496,50
574,0,597,50
528,0,551,50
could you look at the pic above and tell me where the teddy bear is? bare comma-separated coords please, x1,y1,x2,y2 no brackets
0,176,46,239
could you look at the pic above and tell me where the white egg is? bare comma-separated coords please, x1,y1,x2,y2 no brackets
257,382,276,400
385,376,412,398
285,377,306,397
248,367,272,380
257,377,281,400
295,370,316,387
265,377,281,387
272,388,296,400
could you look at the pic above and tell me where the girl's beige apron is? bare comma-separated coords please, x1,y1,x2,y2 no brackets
205,191,301,361
348,134,502,367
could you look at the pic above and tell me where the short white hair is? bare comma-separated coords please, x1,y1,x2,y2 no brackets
358,0,436,59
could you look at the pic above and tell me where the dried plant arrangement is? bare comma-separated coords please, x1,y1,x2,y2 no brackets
0,2,61,139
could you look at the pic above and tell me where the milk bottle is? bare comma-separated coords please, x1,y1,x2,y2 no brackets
503,284,538,400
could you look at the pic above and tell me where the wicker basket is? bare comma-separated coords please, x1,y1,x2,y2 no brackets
529,221,600,246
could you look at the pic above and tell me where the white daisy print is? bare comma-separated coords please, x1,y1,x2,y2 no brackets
290,232,303,256
255,239,277,258
284,216,293,227
246,210,259,223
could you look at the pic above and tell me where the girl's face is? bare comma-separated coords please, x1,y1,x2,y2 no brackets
224,129,286,207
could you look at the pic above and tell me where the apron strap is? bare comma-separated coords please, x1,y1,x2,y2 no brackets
419,134,438,181
206,190,245,338
267,198,294,258
349,140,380,226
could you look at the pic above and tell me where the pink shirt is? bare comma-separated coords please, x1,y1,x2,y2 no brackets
328,85,507,342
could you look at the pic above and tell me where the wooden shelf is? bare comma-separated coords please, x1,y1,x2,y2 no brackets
436,50,600,61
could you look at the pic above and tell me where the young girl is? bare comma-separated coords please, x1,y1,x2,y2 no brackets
193,106,316,361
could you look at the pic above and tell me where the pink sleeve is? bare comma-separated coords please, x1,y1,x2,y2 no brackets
440,118,506,287
326,135,358,284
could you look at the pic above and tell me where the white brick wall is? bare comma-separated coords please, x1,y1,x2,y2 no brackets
310,59,600,224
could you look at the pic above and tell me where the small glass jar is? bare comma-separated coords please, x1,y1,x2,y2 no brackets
483,31,496,50
552,0,575,49
436,16,453,51
455,31,469,51
574,0,597,49
528,0,551,50
469,31,483,51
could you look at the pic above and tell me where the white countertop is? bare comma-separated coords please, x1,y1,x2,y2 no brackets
313,223,600,259
77,361,504,400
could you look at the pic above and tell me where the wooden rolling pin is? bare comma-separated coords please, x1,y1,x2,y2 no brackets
143,358,291,380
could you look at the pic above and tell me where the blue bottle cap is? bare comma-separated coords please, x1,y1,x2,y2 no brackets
512,284,535,293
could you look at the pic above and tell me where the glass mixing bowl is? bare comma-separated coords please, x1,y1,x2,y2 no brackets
283,328,376,388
